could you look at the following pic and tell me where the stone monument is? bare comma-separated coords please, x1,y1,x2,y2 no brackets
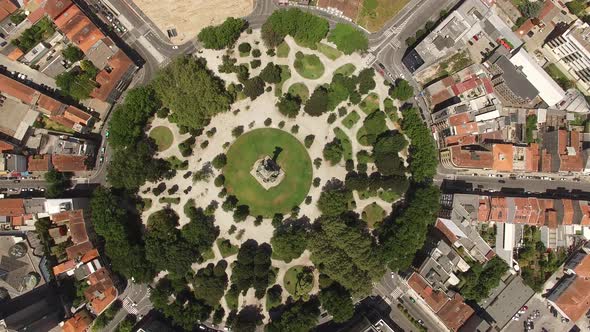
251,156,285,189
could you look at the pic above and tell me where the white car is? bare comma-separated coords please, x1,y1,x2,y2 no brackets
172,45,179,50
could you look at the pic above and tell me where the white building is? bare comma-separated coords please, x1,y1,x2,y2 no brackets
545,20,590,94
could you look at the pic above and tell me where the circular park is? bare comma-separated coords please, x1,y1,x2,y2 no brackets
223,128,313,217
283,265,315,299
149,126,174,151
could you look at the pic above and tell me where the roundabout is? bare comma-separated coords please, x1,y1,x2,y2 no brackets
223,128,313,217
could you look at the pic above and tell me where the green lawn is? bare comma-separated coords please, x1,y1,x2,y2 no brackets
316,42,342,60
379,190,400,203
167,156,188,170
287,83,310,102
141,198,152,211
356,127,370,146
294,53,325,79
545,63,574,90
357,0,411,32
362,202,386,228
223,128,312,217
149,126,174,151
342,111,361,129
275,65,292,97
360,93,380,114
158,197,180,205
277,42,290,58
334,127,353,161
384,98,398,123
335,63,357,76
201,247,215,260
283,265,314,299
217,238,239,258
35,116,76,134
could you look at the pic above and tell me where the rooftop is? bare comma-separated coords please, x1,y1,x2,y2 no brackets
407,272,449,312
53,4,104,53
62,309,92,332
51,154,87,171
437,292,474,331
91,50,135,102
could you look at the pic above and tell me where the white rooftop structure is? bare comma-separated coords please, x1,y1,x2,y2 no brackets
509,48,566,107
44,199,74,215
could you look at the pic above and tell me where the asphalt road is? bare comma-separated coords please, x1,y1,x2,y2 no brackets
102,282,152,332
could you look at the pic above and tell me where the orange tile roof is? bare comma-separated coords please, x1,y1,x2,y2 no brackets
408,273,449,312
559,131,583,172
513,197,540,225
37,95,64,115
554,276,590,322
450,145,494,169
492,144,513,172
54,4,104,53
7,47,24,61
92,50,134,101
448,113,470,127
541,149,552,172
43,0,72,19
66,241,93,260
64,106,92,125
0,74,37,104
62,309,92,332
51,115,76,129
478,196,490,222
435,218,459,243
80,248,99,263
445,134,477,146
0,199,25,216
52,154,88,171
573,254,590,278
52,259,75,275
0,0,18,22
490,197,508,222
0,140,14,152
454,121,478,136
580,201,590,226
85,268,117,314
525,143,540,172
26,7,45,23
437,293,474,331
51,209,83,223
562,199,574,225
28,154,51,172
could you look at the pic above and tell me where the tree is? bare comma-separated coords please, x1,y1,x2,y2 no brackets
108,86,161,149
232,306,263,332
90,188,154,282
460,257,509,302
309,215,384,296
193,261,228,307
238,42,251,53
260,63,282,84
243,77,265,100
401,108,438,182
319,283,354,323
317,183,352,216
61,45,84,63
55,66,97,100
323,138,344,165
233,205,250,222
519,1,543,18
360,111,387,146
261,9,329,47
45,169,69,198
182,206,219,252
212,153,227,169
198,17,247,49
379,186,440,271
304,86,329,116
328,23,368,54
277,93,301,118
390,79,414,101
145,209,197,275
231,240,274,296
153,56,232,129
267,299,320,332
107,140,168,190
566,0,587,16
357,68,376,95
271,222,308,262
374,153,405,176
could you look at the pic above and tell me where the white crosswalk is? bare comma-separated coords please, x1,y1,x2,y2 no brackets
123,297,139,315
390,287,403,299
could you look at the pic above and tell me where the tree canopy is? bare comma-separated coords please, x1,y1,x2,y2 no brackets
270,221,308,262
90,188,154,282
277,93,301,118
266,299,320,332
401,108,438,182
319,283,354,323
261,9,329,48
145,209,198,276
379,186,440,271
317,183,352,216
231,240,274,298
153,56,232,129
44,169,70,198
309,215,384,296
390,79,414,101
107,139,168,190
259,63,282,84
192,261,228,307
328,23,368,54
460,257,509,302
197,17,247,49
323,138,344,165
304,86,329,116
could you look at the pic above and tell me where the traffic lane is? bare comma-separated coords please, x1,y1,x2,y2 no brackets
398,294,442,332
389,302,422,332
452,175,590,194
102,307,128,332
0,180,47,189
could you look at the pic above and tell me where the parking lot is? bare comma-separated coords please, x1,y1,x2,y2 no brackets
504,296,574,332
